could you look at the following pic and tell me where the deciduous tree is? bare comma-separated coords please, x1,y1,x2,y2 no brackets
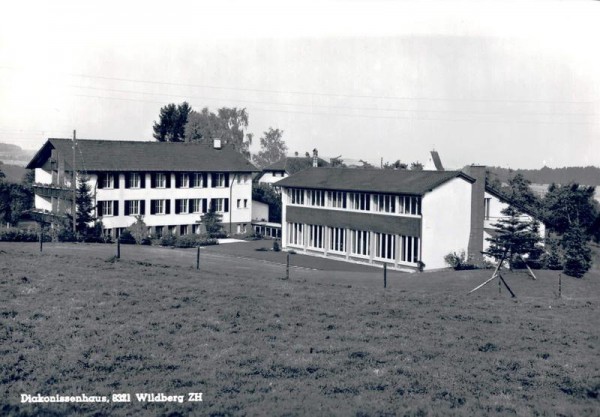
253,128,287,168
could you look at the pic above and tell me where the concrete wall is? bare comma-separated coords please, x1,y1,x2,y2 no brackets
252,200,269,221
421,177,472,270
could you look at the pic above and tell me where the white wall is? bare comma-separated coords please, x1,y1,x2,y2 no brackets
252,200,269,221
259,171,288,185
34,168,52,184
421,177,472,270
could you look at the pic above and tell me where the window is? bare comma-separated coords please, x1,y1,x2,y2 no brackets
400,236,420,264
212,198,229,213
155,173,167,188
192,173,204,188
243,199,248,208
179,173,189,188
237,199,241,209
101,174,114,189
151,199,170,215
374,232,396,260
129,173,140,188
308,190,325,207
329,227,346,253
191,199,203,213
99,201,113,216
307,224,324,249
484,198,491,220
351,230,370,257
375,194,396,213
176,199,189,214
192,224,201,234
329,191,347,208
349,192,370,211
288,222,304,246
180,225,189,235
399,196,421,215
125,200,140,215
291,189,305,205
212,173,225,187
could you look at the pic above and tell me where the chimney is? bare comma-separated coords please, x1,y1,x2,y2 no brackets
464,165,486,266
312,148,318,167
430,150,444,171
213,138,222,149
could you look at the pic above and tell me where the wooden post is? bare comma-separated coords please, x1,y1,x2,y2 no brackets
196,246,200,270
72,130,77,235
39,229,43,252
499,274,516,298
559,273,562,298
116,239,121,259
498,273,501,294
384,264,388,288
286,253,290,280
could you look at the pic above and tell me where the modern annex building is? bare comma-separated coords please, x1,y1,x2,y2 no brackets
26,138,258,237
275,166,544,272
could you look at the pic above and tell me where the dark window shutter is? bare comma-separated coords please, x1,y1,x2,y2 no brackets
203,173,207,188
150,174,156,188
114,174,120,189
211,173,217,188
96,201,102,216
140,200,146,215
113,201,119,216
125,174,130,189
124,201,130,215
166,200,171,214
175,199,181,214
166,174,171,188
97,173,104,189
140,173,146,188
202,199,207,213
175,174,181,188
224,198,229,213
224,173,229,187
150,200,156,215
210,199,216,211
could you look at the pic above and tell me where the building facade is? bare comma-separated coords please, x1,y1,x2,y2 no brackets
27,138,258,237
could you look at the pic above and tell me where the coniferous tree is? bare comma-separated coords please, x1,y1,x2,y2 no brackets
485,205,543,270
562,224,592,278
198,208,223,238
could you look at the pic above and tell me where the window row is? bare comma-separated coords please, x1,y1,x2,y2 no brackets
288,188,422,215
97,172,251,190
286,223,420,264
98,198,230,216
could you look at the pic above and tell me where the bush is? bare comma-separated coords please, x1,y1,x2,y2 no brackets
173,234,217,248
0,228,47,242
444,250,477,270
119,230,136,244
159,232,177,247
273,240,281,252
57,227,76,242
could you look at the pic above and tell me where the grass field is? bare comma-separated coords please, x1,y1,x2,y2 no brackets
1,241,599,416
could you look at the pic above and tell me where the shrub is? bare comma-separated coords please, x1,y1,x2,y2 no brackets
159,232,177,247
57,227,76,242
127,216,149,244
273,240,281,252
444,250,477,270
0,228,47,242
119,230,136,244
173,234,219,248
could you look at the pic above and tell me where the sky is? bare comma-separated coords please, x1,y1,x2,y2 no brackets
0,0,599,169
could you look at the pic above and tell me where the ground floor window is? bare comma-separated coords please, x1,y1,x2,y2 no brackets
374,232,395,260
307,224,324,249
288,222,304,246
350,229,370,257
329,227,346,253
400,235,420,264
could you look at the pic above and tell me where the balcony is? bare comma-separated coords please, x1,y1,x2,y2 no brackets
29,209,69,225
32,183,74,201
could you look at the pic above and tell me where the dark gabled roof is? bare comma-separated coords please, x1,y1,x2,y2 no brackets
263,157,329,174
275,167,474,196
26,138,258,172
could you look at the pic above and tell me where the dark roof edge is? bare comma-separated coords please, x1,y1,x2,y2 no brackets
484,185,540,219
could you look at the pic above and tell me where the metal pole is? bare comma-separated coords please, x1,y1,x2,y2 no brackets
116,239,120,259
559,273,562,298
39,228,43,252
286,253,290,280
384,263,387,288
196,246,200,270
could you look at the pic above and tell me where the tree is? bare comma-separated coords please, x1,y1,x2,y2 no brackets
0,181,33,226
485,205,543,270
562,225,592,278
75,176,94,235
253,128,287,168
505,173,541,215
383,160,408,170
184,107,253,158
410,161,424,171
330,156,346,168
252,183,282,223
153,102,192,142
127,215,149,244
199,208,223,238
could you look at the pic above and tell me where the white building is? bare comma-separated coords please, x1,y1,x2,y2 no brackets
26,138,258,237
276,166,545,272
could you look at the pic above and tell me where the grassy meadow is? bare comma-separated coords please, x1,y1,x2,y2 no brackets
1,241,599,416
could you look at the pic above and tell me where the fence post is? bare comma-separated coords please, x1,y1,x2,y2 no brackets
286,253,290,280
39,229,43,252
559,273,562,298
384,263,387,288
116,239,121,259
196,246,200,270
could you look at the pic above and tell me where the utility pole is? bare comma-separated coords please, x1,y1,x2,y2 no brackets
72,130,77,235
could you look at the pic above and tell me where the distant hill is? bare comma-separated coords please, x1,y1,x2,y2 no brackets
0,163,29,183
487,166,600,186
0,143,36,166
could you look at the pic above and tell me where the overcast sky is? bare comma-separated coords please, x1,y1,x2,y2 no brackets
1,0,598,169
